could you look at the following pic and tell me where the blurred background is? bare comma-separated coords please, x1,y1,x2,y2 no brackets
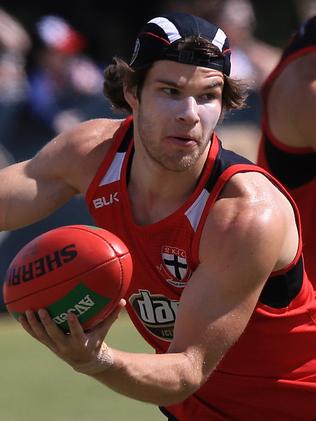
0,0,314,308
0,1,315,420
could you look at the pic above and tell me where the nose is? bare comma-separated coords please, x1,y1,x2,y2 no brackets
175,96,199,125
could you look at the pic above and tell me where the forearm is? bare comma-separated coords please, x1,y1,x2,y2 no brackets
76,344,200,406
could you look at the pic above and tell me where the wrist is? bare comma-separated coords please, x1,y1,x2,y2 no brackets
73,343,113,376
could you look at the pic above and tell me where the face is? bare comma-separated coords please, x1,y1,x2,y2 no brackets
125,60,224,172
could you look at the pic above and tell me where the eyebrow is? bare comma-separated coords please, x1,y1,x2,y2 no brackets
155,79,224,89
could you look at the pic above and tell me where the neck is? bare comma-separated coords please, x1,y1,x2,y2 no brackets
127,145,209,225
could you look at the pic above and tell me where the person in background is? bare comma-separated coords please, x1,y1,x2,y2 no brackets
0,8,31,274
0,8,31,149
257,15,316,285
210,0,281,164
217,0,280,84
0,14,100,314
29,15,114,135
1,12,316,420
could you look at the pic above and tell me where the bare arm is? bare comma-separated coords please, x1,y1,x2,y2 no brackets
0,118,119,231
0,157,77,230
20,173,298,405
267,52,316,150
93,175,294,405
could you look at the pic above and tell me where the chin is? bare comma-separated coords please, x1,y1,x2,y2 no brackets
163,153,201,172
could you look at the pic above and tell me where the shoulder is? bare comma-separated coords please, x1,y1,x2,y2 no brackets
200,171,298,272
56,118,124,156
267,52,316,148
274,52,316,104
34,118,124,193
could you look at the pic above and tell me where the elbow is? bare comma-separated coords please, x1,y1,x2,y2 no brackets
154,357,208,406
154,376,204,406
157,381,200,406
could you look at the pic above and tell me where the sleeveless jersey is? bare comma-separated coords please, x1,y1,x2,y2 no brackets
86,116,316,420
257,16,316,284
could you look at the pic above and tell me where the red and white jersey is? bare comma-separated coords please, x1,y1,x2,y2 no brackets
86,117,316,420
257,16,316,284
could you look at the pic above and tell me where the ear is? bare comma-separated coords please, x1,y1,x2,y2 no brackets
123,84,138,110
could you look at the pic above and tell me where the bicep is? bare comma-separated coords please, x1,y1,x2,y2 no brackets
269,60,316,149
0,158,77,230
169,258,264,380
297,80,316,149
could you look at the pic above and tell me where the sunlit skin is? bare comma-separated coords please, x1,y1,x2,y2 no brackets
2,53,300,411
125,60,224,173
124,61,224,222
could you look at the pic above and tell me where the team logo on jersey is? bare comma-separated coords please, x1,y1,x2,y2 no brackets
129,289,179,342
158,245,191,288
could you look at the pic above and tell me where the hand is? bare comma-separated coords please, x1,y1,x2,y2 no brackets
19,299,126,375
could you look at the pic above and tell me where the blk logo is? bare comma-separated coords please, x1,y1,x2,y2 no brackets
93,192,119,208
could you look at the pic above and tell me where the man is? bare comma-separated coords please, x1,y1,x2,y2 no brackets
257,16,316,284
2,13,316,420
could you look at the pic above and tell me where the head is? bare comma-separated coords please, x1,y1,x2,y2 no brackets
216,0,256,45
36,15,86,75
282,15,316,58
104,13,247,172
104,12,247,112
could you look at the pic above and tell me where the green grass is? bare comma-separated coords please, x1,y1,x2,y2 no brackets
0,312,165,421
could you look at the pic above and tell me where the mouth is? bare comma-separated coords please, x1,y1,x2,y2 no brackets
166,135,198,146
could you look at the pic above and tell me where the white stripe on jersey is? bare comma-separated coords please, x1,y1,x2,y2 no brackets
99,152,125,186
185,188,210,231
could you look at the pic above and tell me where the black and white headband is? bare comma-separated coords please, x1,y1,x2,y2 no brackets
129,12,231,75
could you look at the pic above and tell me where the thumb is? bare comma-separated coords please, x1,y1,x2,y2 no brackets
94,299,126,337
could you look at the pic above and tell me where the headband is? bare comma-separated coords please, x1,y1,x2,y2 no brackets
129,12,231,75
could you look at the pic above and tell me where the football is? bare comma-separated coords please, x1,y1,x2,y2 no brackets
2,225,133,332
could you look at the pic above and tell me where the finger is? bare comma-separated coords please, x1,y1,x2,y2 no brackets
37,309,66,344
19,313,38,339
67,312,85,343
24,310,54,347
95,299,127,337
113,298,126,318
119,298,127,309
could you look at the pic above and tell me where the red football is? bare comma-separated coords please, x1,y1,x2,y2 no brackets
2,225,133,332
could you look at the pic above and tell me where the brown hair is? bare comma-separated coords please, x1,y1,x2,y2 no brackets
103,37,248,114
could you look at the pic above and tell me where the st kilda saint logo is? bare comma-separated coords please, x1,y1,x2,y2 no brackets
158,245,191,288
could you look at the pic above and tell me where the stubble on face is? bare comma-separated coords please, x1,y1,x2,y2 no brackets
136,105,211,173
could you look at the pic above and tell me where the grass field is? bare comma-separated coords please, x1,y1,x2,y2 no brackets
0,312,165,421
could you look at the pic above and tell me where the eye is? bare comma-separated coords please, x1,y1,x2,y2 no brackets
199,92,216,101
162,87,180,96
